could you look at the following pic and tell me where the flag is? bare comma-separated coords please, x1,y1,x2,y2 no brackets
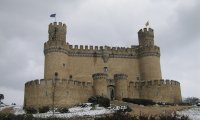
145,21,149,27
50,14,56,17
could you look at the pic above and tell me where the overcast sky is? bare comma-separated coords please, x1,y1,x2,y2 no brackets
0,0,200,105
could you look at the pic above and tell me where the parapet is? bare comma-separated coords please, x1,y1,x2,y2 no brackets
138,27,154,37
92,73,108,80
25,78,93,88
129,79,180,88
48,22,67,31
114,73,128,80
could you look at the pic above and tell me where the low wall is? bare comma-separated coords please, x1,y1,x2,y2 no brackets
128,79,182,103
24,79,93,108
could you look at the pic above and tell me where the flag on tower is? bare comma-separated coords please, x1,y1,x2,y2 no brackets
145,21,149,27
50,14,56,17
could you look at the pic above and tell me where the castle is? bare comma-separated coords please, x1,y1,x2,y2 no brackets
24,22,182,108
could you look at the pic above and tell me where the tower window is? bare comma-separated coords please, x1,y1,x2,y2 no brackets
104,67,108,72
69,75,72,79
63,63,66,67
55,72,58,77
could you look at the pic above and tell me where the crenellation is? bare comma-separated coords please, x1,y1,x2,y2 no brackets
80,45,83,50
75,45,78,49
85,45,88,50
95,46,98,50
89,46,93,50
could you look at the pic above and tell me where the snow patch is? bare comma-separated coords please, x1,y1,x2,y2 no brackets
177,107,200,120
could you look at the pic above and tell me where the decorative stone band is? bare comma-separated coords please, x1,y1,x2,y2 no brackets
138,45,160,57
44,46,160,59
129,79,180,88
92,73,108,80
114,73,128,80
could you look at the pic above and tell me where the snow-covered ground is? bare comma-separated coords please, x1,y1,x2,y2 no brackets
177,106,200,120
34,105,113,118
0,103,114,118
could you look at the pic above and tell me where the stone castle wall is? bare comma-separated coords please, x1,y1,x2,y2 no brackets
129,79,182,103
24,79,93,108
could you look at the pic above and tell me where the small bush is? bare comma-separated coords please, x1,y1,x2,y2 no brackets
39,106,50,113
88,96,98,104
122,98,156,106
24,107,37,114
57,107,69,113
178,102,192,106
88,96,110,107
98,97,110,107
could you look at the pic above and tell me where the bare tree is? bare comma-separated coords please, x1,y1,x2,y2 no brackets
52,72,58,116
184,97,200,105
0,94,4,105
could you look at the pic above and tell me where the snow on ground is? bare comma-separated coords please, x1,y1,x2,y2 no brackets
177,106,200,120
1,103,113,118
34,105,113,118
13,105,25,115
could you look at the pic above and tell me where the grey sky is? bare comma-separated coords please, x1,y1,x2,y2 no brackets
0,0,199,105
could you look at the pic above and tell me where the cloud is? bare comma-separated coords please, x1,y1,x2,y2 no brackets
0,0,200,105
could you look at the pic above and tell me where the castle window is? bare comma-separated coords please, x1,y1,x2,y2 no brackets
137,76,140,80
69,75,72,79
63,63,66,67
104,67,108,72
55,72,58,77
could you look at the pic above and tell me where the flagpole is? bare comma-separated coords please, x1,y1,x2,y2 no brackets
55,13,56,22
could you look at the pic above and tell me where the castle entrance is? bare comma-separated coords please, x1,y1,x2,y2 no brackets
107,87,115,100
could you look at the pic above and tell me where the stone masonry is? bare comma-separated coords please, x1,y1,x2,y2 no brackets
24,22,182,108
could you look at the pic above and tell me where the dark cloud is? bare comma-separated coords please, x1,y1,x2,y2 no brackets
0,0,199,105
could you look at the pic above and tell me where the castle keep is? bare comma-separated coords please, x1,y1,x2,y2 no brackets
24,22,182,107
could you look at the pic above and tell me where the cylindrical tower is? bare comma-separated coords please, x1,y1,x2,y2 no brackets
138,28,162,80
92,73,108,97
114,73,128,100
44,22,69,80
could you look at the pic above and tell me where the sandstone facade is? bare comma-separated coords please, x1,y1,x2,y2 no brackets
24,22,182,108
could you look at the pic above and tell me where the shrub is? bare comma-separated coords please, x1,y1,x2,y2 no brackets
122,98,156,106
88,96,98,104
39,106,50,113
88,96,110,107
57,107,69,113
24,107,37,114
98,97,110,107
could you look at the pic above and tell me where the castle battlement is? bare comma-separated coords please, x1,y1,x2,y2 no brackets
129,79,180,88
25,79,93,88
138,28,154,37
92,73,108,80
49,22,67,31
114,73,128,80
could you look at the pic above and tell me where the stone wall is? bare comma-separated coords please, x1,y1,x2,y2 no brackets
130,79,182,103
24,79,93,108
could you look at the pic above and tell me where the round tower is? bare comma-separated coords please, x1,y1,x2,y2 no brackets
114,73,128,100
92,73,108,97
138,28,162,80
44,22,69,80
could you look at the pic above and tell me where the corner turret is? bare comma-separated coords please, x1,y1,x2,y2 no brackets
138,28,154,46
